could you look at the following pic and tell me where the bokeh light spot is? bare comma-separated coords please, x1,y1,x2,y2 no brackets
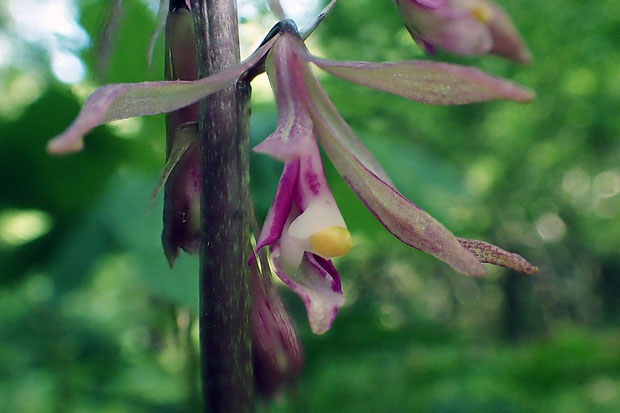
563,168,590,197
0,209,53,247
51,50,86,84
535,213,566,242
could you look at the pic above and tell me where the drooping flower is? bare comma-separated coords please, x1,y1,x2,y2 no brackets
251,35,351,333
394,0,532,63
251,23,537,333
47,19,537,335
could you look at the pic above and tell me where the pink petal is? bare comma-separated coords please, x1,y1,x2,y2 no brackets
410,0,446,10
395,0,492,56
304,54,534,104
272,246,344,334
253,33,315,161
272,34,393,185
302,62,486,277
457,238,539,274
47,35,279,155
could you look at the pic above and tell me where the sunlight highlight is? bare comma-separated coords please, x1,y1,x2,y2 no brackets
0,209,53,247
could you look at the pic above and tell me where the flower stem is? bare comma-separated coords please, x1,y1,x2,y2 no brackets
190,0,254,412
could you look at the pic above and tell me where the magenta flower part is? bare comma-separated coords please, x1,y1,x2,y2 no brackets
394,0,532,63
48,21,537,335
251,258,303,396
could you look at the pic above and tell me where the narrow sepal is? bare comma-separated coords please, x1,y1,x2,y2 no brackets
305,55,534,104
253,35,315,161
48,35,278,155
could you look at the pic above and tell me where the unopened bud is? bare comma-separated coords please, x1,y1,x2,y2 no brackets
252,262,303,396
161,7,200,266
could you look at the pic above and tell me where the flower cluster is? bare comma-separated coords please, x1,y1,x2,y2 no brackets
48,0,538,394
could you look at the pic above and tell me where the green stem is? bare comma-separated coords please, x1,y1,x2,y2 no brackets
190,0,254,412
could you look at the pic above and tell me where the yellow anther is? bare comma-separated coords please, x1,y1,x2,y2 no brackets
470,5,493,23
310,226,353,258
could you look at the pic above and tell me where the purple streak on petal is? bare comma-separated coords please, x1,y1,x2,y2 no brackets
255,160,300,257
294,139,334,211
47,35,279,155
272,245,345,334
305,55,534,104
253,34,315,162
302,63,486,277
457,238,539,274
311,254,342,293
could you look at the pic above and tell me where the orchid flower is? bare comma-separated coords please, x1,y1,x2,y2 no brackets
251,23,537,333
47,19,537,335
251,34,352,334
394,0,532,63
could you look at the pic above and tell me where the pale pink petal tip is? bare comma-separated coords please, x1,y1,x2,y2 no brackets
47,132,84,155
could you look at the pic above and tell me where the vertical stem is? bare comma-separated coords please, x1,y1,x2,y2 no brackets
190,0,254,412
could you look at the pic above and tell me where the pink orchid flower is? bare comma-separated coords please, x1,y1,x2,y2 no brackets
394,0,532,63
47,20,537,335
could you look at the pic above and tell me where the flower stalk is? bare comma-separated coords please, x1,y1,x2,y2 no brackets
190,0,254,412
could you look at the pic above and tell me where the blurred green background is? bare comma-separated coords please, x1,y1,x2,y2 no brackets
1,0,619,412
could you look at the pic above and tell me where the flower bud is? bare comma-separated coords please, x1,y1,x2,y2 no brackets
252,261,303,396
161,132,200,266
161,7,201,266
